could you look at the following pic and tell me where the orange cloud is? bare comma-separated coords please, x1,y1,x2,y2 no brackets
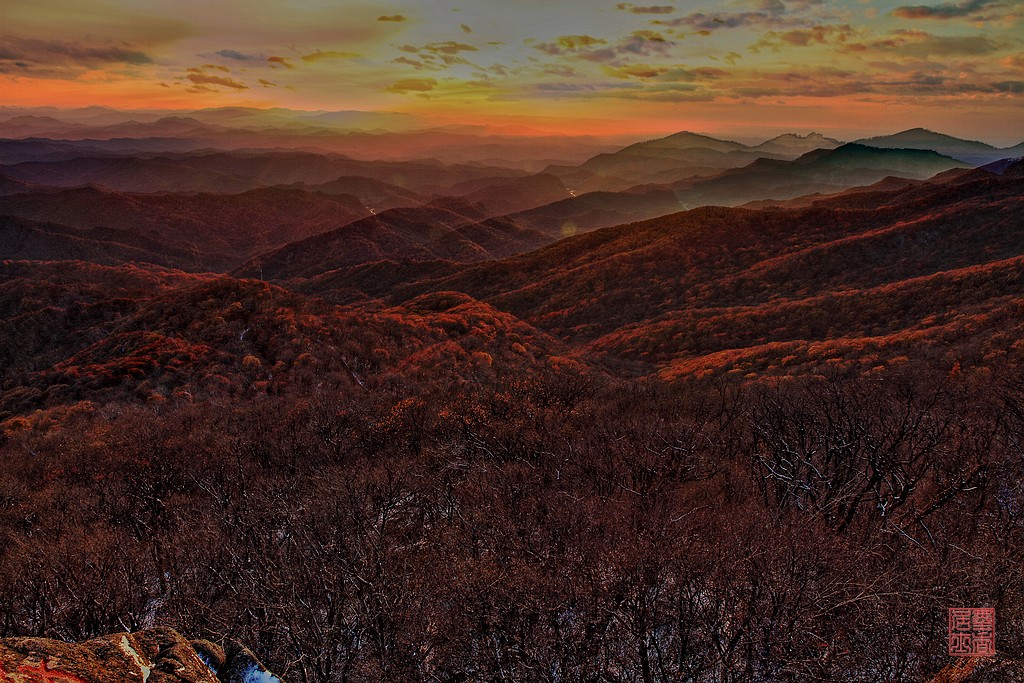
378,15,407,22
301,50,360,62
267,55,293,68
1001,52,1024,68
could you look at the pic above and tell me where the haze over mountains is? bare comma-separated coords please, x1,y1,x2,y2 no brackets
2,108,1021,393
0,105,630,169
3,106,1014,275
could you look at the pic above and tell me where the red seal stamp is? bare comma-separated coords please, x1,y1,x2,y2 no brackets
948,607,995,657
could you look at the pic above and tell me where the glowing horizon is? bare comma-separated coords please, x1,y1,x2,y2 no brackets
2,0,1022,144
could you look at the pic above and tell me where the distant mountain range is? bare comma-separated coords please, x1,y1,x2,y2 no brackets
0,183,372,270
0,150,527,195
1,121,1020,287
542,128,1020,194
233,200,551,280
670,143,969,207
5,107,1019,172
541,131,841,193
0,110,626,168
854,127,1024,165
5,153,1021,390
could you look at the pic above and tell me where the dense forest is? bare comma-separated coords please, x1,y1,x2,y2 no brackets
2,339,1022,681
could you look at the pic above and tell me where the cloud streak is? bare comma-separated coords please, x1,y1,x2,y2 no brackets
533,31,673,63
186,72,248,89
0,35,152,67
388,77,436,93
301,50,360,62
891,0,1002,19
841,29,1003,57
654,10,814,31
616,3,677,14
215,49,261,62
267,55,293,68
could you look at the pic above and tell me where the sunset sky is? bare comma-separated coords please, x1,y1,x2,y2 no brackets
2,0,1022,141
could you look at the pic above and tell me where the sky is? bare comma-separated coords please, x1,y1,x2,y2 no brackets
1,0,1022,142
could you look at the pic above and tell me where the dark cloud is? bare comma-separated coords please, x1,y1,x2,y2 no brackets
258,78,277,87
623,85,716,102
608,64,665,78
654,10,813,31
387,77,437,93
891,0,1001,19
40,43,149,64
536,79,715,102
542,64,582,77
186,72,249,90
393,41,479,69
619,30,673,55
0,35,154,80
616,3,677,14
533,31,673,62
0,35,152,67
214,49,261,62
533,35,608,55
461,24,473,33
537,82,599,91
378,15,408,22
842,30,1002,57
751,24,856,50
393,55,429,69
422,41,477,55
606,63,726,80
992,80,1024,92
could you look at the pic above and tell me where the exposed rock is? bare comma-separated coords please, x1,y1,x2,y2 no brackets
0,628,282,683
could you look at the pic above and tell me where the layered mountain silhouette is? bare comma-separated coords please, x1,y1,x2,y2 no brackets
670,143,968,206
286,170,1023,380
855,127,1023,165
752,132,843,155
0,108,623,166
234,200,550,280
0,150,527,195
542,130,843,193
0,184,371,270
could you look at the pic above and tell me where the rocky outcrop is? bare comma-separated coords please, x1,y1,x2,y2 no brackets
0,628,282,683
